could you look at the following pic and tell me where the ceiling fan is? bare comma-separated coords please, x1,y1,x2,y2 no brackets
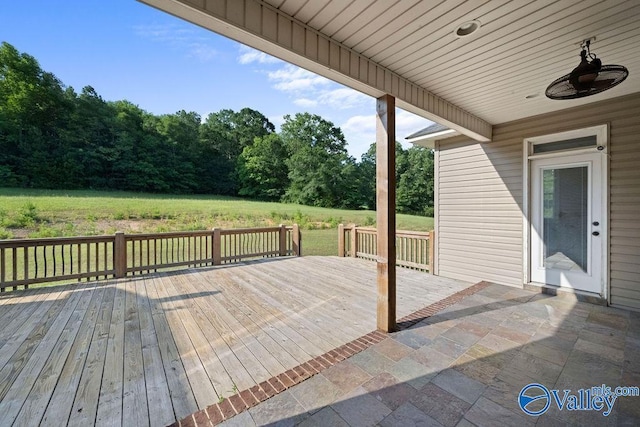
545,39,629,100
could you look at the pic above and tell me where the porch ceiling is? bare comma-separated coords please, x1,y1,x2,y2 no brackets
141,0,640,139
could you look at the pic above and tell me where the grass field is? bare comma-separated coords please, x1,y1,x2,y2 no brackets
0,188,433,256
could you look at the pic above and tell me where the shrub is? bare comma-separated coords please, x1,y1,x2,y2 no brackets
325,216,343,228
7,202,41,228
29,224,63,238
293,209,312,229
0,227,13,239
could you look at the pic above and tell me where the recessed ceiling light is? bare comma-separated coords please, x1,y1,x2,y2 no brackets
454,20,481,38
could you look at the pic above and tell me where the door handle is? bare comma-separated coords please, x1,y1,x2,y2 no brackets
592,231,600,236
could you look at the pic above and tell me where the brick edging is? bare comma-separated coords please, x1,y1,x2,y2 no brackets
397,280,491,329
168,281,491,427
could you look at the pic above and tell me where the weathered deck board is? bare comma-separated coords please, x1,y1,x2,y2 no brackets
146,275,197,421
121,280,149,427
40,285,106,425
0,288,70,401
0,256,471,426
0,286,84,426
0,289,51,345
169,273,235,395
12,283,97,427
174,271,256,391
137,278,175,427
95,280,125,427
68,283,116,426
152,272,218,409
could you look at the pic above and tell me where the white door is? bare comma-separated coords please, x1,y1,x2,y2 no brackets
530,153,604,294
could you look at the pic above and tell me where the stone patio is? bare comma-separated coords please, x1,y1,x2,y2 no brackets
188,282,640,426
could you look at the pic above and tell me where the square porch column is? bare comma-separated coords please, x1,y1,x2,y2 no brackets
376,94,396,332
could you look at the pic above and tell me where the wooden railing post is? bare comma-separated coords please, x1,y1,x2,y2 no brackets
338,224,345,257
279,224,287,257
350,224,358,258
213,228,221,265
292,224,301,256
114,232,126,278
428,230,435,273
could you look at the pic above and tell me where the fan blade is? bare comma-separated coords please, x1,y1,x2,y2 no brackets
591,79,616,89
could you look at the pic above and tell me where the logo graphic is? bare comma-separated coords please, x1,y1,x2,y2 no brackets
518,383,638,417
519,383,551,416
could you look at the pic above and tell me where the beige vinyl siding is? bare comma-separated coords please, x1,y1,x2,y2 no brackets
436,136,524,286
436,93,640,311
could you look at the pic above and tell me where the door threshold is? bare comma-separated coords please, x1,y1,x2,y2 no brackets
524,282,607,306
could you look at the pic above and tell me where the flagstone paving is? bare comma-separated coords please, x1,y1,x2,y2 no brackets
177,283,640,426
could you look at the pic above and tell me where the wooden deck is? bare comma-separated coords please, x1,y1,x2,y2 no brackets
0,256,471,426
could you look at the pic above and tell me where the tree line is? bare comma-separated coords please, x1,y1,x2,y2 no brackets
0,42,434,216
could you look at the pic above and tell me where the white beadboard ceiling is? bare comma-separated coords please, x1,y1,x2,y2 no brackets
143,0,640,130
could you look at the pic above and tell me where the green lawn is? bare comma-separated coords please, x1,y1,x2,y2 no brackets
0,188,433,256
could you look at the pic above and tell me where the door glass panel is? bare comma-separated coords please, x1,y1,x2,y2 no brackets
542,166,588,272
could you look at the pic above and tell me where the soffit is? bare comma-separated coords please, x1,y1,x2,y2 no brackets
266,0,640,124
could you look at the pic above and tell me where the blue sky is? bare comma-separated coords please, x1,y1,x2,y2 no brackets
0,0,432,158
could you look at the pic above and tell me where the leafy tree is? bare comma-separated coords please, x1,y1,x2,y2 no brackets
397,146,434,216
238,134,289,200
358,141,409,211
198,114,237,195
201,108,274,160
233,107,275,148
337,156,370,209
199,108,275,195
280,113,350,208
62,86,116,188
0,41,71,188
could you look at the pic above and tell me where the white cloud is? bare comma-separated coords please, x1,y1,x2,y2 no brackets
293,98,318,108
134,23,218,62
341,115,376,158
267,65,331,92
318,88,370,110
237,46,282,64
188,43,219,62
133,24,195,43
341,115,376,134
263,63,370,112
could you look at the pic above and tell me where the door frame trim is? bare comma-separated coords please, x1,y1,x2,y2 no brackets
522,124,609,299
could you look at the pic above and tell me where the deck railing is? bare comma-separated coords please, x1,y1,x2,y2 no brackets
0,224,300,291
338,224,433,272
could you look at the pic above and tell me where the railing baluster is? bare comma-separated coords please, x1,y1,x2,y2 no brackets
52,244,57,277
12,247,17,283
23,246,29,288
0,247,5,289
33,245,39,279
70,243,74,276
62,244,66,276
